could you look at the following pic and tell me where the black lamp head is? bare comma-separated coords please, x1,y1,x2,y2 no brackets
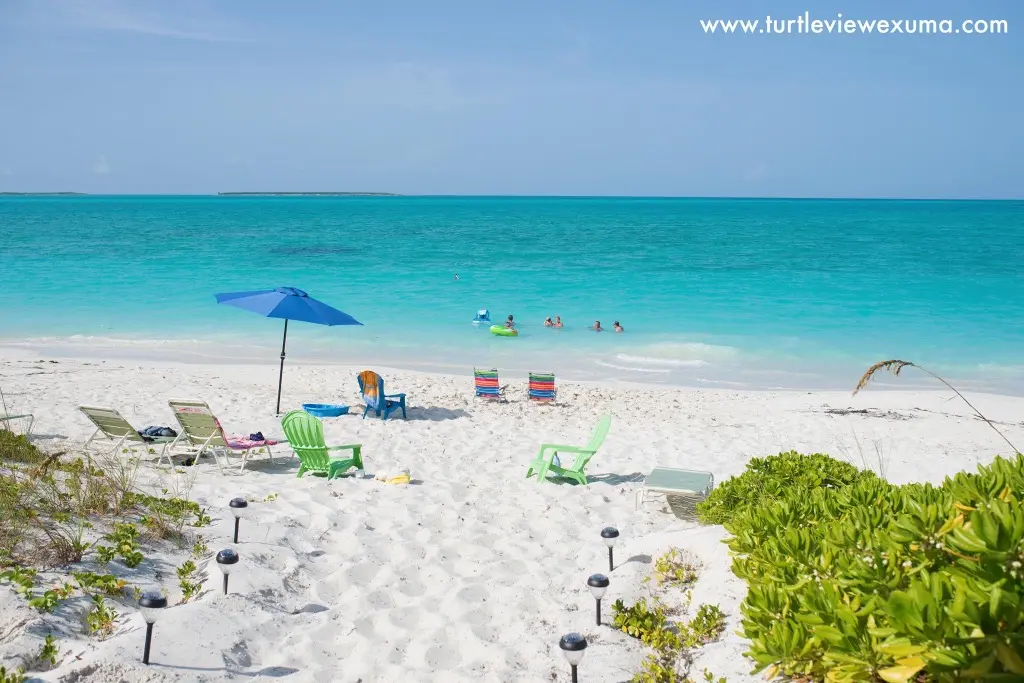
229,497,249,518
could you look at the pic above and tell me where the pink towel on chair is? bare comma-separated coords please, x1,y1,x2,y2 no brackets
227,436,279,449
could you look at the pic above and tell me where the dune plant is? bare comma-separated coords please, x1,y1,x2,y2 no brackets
85,594,116,637
651,548,700,587
856,359,1019,455
700,449,1024,681
37,634,59,669
0,666,26,683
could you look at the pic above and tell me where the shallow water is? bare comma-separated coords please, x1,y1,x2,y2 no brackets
3,195,1023,393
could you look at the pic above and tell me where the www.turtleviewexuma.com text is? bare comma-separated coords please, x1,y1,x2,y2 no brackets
701,13,1009,36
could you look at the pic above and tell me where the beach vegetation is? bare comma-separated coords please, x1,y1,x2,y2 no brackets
0,665,27,683
699,449,1024,681
613,597,730,683
176,559,203,603
651,548,700,587
73,571,128,597
856,359,1019,455
1,427,211,652
94,522,144,568
696,450,871,526
84,594,117,637
191,534,209,559
37,634,59,669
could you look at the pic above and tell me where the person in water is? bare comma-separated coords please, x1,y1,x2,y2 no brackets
613,321,623,332
554,316,564,328
505,314,516,329
544,317,554,327
592,320,603,332
454,273,460,280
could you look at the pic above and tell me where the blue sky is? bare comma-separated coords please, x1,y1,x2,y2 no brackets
0,0,1020,197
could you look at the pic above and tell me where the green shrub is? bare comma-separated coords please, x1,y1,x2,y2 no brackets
695,450,873,525
701,451,1024,682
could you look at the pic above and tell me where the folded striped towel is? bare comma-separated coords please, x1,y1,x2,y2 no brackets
227,435,279,449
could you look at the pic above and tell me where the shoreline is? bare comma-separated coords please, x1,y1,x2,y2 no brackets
3,337,1020,398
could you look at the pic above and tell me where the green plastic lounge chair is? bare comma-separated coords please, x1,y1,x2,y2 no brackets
525,415,611,485
636,467,715,519
281,410,364,479
79,405,174,464
168,399,281,474
1,411,34,437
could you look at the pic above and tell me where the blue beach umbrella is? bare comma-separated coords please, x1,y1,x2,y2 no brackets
214,287,363,414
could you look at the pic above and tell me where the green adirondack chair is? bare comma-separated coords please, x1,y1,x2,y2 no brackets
525,414,611,485
281,410,364,479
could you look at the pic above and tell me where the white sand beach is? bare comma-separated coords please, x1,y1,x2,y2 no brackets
2,349,1023,683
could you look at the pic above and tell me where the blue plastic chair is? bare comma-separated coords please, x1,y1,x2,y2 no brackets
357,370,407,420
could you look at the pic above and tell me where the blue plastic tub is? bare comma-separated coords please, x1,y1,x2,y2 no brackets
301,403,349,418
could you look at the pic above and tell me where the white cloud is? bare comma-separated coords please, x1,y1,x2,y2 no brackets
93,155,111,175
3,0,246,43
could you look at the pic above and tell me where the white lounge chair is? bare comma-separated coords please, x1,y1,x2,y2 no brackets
636,467,715,518
1,412,34,437
167,399,281,475
79,406,174,463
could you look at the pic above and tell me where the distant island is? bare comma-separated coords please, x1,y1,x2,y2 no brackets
218,192,401,197
0,192,87,196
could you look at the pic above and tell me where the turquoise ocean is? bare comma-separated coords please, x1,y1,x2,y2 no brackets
2,196,1023,394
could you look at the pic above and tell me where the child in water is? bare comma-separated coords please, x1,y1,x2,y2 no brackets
505,314,516,329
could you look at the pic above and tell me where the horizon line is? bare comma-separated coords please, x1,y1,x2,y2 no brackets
2,192,1024,201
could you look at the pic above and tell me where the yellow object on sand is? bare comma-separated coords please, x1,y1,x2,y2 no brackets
375,468,411,485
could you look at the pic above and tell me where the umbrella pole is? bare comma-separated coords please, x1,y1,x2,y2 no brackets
276,319,288,415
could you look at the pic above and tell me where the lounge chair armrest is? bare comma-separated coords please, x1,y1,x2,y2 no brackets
384,393,406,399
538,444,590,454
327,444,362,452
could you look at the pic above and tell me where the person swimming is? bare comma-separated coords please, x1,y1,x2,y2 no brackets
554,316,563,328
613,321,623,332
544,317,554,327
454,273,460,280
505,314,516,329
592,320,603,332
